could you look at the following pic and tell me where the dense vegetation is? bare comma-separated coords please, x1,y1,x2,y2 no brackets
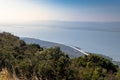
0,32,120,80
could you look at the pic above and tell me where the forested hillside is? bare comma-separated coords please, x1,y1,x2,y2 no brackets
0,32,120,80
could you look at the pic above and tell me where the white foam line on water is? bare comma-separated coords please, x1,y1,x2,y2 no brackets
67,45,89,55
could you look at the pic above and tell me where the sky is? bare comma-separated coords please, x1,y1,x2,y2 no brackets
0,0,120,24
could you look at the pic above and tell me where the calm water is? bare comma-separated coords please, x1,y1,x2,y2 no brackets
0,22,120,61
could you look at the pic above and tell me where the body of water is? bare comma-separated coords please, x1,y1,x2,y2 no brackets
0,22,120,61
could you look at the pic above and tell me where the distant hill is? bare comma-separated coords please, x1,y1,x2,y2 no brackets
21,38,87,58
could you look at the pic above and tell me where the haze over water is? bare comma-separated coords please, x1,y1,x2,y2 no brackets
0,22,120,61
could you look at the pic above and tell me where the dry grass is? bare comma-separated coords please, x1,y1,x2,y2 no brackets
0,68,18,80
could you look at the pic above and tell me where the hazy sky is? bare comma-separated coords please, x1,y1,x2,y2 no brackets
0,0,120,24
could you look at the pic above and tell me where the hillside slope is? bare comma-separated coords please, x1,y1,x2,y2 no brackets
0,32,119,80
21,38,86,57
